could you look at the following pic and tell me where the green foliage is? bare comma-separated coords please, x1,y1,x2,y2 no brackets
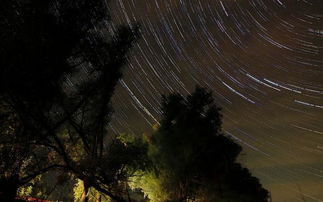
73,179,84,201
17,175,41,197
130,171,168,202
73,179,111,202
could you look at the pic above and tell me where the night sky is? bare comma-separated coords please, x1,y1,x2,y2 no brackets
108,1,323,201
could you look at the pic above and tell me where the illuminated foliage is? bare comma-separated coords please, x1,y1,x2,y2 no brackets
129,171,168,202
73,179,111,202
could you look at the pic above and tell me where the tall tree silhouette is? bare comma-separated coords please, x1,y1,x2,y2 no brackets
0,0,144,201
149,87,269,202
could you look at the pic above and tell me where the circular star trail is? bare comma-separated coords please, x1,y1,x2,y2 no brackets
108,1,323,201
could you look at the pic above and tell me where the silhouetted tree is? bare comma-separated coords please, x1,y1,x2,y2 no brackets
0,0,145,201
148,87,268,202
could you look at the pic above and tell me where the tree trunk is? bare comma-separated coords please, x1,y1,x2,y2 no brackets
95,194,101,202
81,178,90,202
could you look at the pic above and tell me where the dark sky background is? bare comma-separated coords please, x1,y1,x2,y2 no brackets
108,1,323,201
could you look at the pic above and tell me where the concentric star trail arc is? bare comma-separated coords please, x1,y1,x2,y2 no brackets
109,1,323,201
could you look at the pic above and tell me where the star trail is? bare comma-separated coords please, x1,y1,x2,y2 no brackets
108,1,323,201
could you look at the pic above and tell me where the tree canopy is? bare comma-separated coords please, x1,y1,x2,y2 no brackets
0,0,145,201
144,87,269,202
